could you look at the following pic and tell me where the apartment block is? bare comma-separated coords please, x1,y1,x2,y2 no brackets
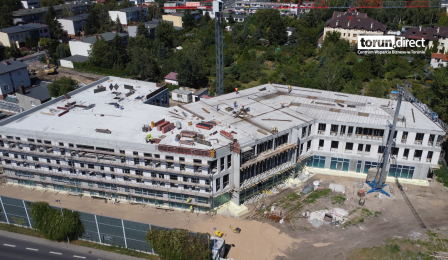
0,80,445,212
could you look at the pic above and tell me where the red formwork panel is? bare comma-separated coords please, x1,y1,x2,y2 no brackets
196,123,213,130
157,121,170,131
154,119,165,127
158,144,212,157
180,131,197,138
162,123,175,134
220,130,234,140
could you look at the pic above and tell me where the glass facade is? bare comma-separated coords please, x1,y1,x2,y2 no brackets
356,160,362,173
330,158,349,171
388,164,415,179
307,155,326,168
363,161,379,174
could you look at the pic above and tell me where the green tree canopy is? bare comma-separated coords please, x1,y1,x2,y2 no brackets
30,202,83,242
47,77,78,97
156,21,176,49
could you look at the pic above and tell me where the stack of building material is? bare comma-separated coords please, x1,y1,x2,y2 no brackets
162,123,175,134
180,131,197,138
220,130,234,140
157,121,170,131
179,140,194,146
152,119,165,128
196,138,212,146
196,122,213,130
175,134,181,141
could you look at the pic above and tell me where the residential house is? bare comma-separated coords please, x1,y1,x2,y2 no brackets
164,1,179,14
60,55,89,68
323,11,386,44
109,6,148,26
404,26,448,54
0,60,32,99
21,0,40,9
0,24,50,48
223,14,248,23
58,14,89,37
127,20,171,37
12,4,90,24
16,83,51,111
430,53,448,68
164,72,178,85
68,32,128,57
225,26,234,32
162,11,200,28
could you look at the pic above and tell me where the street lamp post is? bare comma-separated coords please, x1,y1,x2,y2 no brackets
56,200,70,243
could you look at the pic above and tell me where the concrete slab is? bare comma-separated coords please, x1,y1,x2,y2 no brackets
216,201,249,217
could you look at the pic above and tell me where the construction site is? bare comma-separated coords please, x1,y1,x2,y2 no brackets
0,76,446,259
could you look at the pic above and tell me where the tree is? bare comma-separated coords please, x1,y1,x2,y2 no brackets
136,22,150,38
139,7,147,22
431,67,448,122
177,48,205,88
30,202,83,242
110,33,127,70
267,13,287,46
84,22,91,36
228,13,235,25
316,59,342,91
0,5,13,28
437,12,448,26
345,52,358,65
25,36,38,49
366,79,387,98
44,6,65,39
127,48,158,81
86,8,100,34
47,77,78,97
88,37,111,68
3,46,20,59
183,10,195,31
156,22,176,49
56,44,70,59
115,17,123,33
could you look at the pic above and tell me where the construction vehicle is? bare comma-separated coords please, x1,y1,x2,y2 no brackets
214,230,223,238
44,52,56,74
229,225,241,234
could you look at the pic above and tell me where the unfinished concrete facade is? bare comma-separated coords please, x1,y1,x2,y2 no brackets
0,79,445,210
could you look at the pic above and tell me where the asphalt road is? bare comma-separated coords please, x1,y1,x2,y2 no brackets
0,234,112,260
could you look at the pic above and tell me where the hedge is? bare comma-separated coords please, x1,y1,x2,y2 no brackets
30,202,84,242
146,228,210,260
73,61,129,77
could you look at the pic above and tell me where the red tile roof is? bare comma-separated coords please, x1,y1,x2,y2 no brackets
431,53,448,62
164,72,178,81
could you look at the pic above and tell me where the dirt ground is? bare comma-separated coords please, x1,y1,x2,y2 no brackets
260,175,448,260
27,62,103,85
1,174,447,260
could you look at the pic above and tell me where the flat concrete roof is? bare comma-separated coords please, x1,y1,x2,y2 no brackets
0,81,445,150
0,77,249,150
0,23,48,34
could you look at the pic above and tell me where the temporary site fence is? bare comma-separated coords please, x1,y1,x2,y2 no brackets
0,195,208,255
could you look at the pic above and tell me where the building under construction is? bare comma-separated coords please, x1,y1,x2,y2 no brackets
0,77,445,211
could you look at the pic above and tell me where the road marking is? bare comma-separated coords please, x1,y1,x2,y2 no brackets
3,244,16,247
49,251,62,255
26,248,39,251
73,255,86,259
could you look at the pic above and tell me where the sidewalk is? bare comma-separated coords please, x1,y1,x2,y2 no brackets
0,229,146,260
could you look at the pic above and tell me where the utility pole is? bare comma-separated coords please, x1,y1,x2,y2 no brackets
214,0,224,96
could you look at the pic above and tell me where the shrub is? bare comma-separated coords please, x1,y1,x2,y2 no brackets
146,228,210,260
30,202,83,241
434,163,448,187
